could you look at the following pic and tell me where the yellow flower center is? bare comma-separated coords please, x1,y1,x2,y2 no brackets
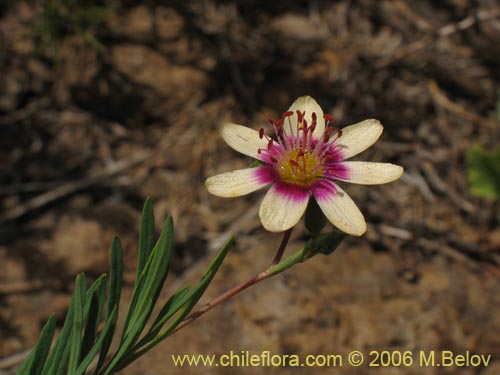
276,149,323,186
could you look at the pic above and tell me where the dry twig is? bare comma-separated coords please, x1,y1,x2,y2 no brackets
0,151,151,224
428,80,498,128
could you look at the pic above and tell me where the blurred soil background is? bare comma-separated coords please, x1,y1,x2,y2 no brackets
1,0,500,374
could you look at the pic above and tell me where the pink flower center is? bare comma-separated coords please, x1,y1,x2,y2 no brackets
258,111,342,187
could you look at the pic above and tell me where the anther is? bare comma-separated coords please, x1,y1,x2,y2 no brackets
323,114,334,122
267,139,274,150
270,156,278,163
310,113,317,132
259,128,265,139
282,111,293,118
337,130,343,138
297,110,304,124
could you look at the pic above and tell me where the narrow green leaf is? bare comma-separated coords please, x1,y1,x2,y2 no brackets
107,237,123,315
81,275,107,361
25,314,57,375
134,285,192,349
43,289,77,374
68,273,86,375
54,344,72,375
15,350,34,375
164,235,233,332
102,302,152,375
94,237,123,374
122,216,174,339
83,274,107,319
74,306,118,375
125,236,233,364
137,197,155,282
120,267,146,338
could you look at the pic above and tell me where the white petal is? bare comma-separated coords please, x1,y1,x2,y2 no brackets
259,182,310,232
205,168,272,198
340,162,404,185
286,96,325,136
335,119,383,160
312,181,366,236
221,123,269,159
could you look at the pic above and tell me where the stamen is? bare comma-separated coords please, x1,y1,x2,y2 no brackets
259,128,265,139
297,110,304,126
301,119,308,151
262,106,332,187
323,114,334,122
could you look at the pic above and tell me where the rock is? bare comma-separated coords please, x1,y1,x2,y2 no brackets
111,44,208,108
271,14,329,41
108,6,153,40
155,6,184,39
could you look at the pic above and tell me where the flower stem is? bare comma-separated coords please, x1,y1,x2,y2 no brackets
271,228,293,265
170,269,270,335
170,229,296,336
122,232,310,372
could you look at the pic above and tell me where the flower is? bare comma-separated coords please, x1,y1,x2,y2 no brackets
205,96,403,236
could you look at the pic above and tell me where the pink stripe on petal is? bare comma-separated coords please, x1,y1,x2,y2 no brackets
322,160,350,181
311,178,338,201
312,180,366,236
259,143,284,165
273,181,311,201
259,182,310,232
255,165,279,184
321,142,345,162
